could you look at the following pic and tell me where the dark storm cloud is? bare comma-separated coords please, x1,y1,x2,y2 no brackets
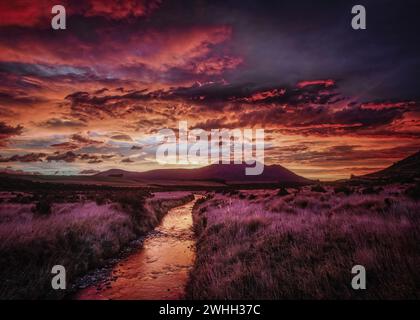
64,89,153,120
227,0,420,101
45,151,105,163
0,149,113,163
51,134,103,150
189,99,415,138
333,106,404,128
0,121,23,146
61,78,418,138
64,79,338,109
2,0,419,102
282,144,420,164
50,142,80,150
149,0,420,101
0,91,47,107
165,80,339,105
0,121,23,136
0,152,46,163
70,134,102,145
46,151,79,163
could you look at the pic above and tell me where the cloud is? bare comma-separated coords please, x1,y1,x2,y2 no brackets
0,91,47,107
162,80,339,105
86,0,162,20
182,56,243,76
70,134,102,145
46,151,78,162
0,0,162,27
110,134,133,141
0,1,53,27
79,153,103,163
79,169,100,175
297,79,335,89
45,151,104,163
1,0,419,180
0,152,46,162
0,61,91,78
58,80,419,139
0,121,23,146
38,118,87,129
50,142,80,150
0,121,23,136
64,89,151,120
50,133,102,150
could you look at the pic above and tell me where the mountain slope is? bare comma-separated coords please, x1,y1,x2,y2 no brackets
363,150,420,180
96,163,311,184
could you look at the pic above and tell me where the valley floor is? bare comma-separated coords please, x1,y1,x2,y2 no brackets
187,184,420,299
0,189,193,299
1,182,419,299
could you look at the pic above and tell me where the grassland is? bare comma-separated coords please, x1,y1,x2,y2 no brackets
0,185,193,299
187,183,420,299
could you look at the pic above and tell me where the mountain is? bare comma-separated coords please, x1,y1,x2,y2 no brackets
95,163,311,184
363,150,420,181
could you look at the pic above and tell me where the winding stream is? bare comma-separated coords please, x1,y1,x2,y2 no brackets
75,196,197,300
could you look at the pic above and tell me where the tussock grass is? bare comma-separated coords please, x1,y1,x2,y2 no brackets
187,186,420,299
0,190,193,299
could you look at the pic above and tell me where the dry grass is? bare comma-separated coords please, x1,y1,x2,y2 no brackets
186,185,420,299
0,190,193,299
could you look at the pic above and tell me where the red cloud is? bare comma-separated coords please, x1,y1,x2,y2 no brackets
0,0,54,27
189,56,243,75
86,0,161,20
360,101,417,110
0,0,161,27
0,24,235,84
122,25,233,72
297,79,335,88
238,88,286,103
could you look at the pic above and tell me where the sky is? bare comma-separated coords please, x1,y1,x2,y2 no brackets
0,0,419,180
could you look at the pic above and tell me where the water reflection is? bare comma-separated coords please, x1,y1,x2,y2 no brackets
75,197,197,300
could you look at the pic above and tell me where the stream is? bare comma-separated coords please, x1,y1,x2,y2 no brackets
75,196,198,300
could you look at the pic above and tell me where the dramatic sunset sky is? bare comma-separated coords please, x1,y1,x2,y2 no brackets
0,0,419,180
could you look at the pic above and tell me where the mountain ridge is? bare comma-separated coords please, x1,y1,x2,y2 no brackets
362,150,420,181
95,162,312,184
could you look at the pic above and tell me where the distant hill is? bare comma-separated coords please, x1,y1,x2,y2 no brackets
96,163,311,184
363,150,420,181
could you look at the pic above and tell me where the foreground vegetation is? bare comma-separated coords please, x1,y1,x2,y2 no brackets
0,187,193,299
187,183,420,299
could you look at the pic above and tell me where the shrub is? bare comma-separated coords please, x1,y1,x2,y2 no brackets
334,185,353,195
33,199,52,216
362,186,383,195
276,187,290,196
311,185,327,193
406,183,420,200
